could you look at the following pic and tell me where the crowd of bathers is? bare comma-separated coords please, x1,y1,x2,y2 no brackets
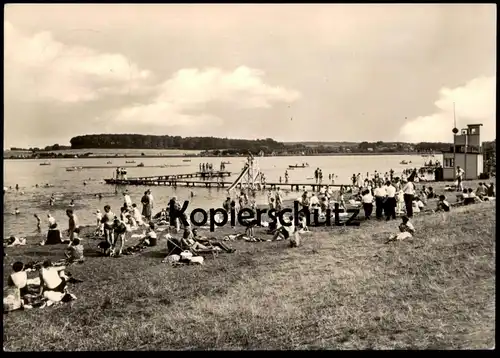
4,166,496,313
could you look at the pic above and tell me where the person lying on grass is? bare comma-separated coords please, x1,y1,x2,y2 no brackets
4,236,27,247
65,237,85,263
190,228,235,253
180,227,229,254
386,215,415,243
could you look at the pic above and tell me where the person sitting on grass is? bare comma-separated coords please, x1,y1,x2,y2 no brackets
39,260,69,295
464,188,483,205
123,224,159,255
486,182,495,197
133,222,158,249
153,208,168,221
435,195,451,212
273,215,295,241
412,196,426,214
65,237,85,263
456,188,468,204
298,212,309,232
476,182,487,200
426,187,437,199
8,261,31,297
386,215,415,243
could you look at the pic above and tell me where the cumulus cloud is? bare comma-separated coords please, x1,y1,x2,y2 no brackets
111,66,301,127
4,21,151,103
398,76,496,143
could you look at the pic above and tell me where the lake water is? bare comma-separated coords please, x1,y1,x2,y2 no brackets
3,154,436,237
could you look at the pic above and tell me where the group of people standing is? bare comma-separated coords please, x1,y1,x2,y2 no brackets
200,162,227,172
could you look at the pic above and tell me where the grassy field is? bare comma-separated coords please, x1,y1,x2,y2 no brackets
3,185,496,350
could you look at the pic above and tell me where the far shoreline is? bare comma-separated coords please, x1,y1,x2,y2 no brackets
4,151,441,160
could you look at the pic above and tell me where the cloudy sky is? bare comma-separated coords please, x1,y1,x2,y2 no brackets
4,4,496,148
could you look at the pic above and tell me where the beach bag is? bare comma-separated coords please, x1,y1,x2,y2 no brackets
180,251,193,261
189,256,204,265
162,254,180,263
43,291,65,302
3,286,22,313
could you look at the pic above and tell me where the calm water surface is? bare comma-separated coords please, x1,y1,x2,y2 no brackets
3,154,435,237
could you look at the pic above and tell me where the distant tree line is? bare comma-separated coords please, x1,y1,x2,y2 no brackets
10,144,71,152
70,134,287,154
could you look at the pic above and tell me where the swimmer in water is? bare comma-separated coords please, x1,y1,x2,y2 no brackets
69,200,75,207
98,194,102,200
83,181,87,186
15,184,19,191
13,208,20,215
190,191,195,197
34,214,41,231
49,196,55,206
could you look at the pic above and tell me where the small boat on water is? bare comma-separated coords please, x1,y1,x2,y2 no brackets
137,162,145,167
125,160,136,164
66,166,83,172
400,160,409,165
39,162,51,166
107,161,113,165
221,161,231,165
289,163,309,169
182,159,191,162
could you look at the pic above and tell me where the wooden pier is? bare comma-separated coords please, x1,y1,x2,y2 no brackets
104,177,348,191
105,171,231,183
67,164,190,169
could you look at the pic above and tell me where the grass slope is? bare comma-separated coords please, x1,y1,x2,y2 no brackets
3,202,496,350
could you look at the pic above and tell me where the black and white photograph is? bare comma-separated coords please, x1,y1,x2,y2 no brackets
3,3,496,350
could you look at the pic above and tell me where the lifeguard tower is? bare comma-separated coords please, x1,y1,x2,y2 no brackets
442,124,484,180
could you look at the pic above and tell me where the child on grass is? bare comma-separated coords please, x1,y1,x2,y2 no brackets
386,216,415,243
65,237,85,263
